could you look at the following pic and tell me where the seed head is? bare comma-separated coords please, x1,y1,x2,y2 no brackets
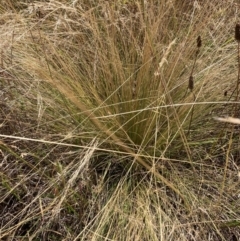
235,24,240,42
197,36,202,48
188,75,194,91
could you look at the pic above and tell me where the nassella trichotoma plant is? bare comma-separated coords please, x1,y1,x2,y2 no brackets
10,1,237,206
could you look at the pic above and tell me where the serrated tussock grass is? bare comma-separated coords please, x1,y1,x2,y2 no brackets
1,0,240,240
15,2,218,159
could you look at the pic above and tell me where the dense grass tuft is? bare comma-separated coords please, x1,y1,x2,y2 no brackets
1,0,240,240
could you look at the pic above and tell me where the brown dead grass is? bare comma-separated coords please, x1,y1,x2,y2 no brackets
0,0,240,240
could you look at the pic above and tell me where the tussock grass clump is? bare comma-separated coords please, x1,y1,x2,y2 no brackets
0,0,240,240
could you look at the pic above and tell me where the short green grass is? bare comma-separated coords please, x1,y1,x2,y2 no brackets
0,0,240,240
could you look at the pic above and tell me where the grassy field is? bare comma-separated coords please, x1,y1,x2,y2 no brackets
1,0,240,240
